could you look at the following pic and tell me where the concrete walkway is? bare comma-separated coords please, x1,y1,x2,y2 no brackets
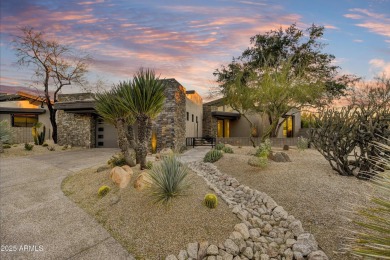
179,146,212,163
0,149,134,260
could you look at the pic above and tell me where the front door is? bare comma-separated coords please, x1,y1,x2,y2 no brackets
217,119,230,137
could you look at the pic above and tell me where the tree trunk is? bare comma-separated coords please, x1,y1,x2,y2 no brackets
116,119,136,167
46,100,58,143
126,124,139,164
242,114,256,147
136,115,152,170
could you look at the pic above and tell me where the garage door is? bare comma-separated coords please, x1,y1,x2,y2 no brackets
96,118,118,148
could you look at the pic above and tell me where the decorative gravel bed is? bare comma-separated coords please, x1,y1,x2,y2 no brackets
166,161,328,260
0,142,82,158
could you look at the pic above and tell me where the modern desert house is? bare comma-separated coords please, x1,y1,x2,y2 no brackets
54,79,203,151
1,79,301,149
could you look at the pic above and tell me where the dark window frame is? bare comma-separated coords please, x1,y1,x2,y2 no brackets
186,112,189,121
11,114,38,127
192,114,194,122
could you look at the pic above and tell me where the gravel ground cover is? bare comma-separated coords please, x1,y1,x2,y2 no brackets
62,165,239,259
0,142,82,158
214,146,377,259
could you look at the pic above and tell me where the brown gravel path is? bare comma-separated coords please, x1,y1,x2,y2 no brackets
214,147,375,260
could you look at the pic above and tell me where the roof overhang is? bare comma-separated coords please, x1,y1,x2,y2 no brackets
211,111,240,120
0,107,46,114
54,100,96,114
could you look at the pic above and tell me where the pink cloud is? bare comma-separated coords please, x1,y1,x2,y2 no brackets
345,8,390,39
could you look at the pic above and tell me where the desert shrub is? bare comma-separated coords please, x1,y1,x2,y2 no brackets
204,149,223,163
255,139,272,158
0,120,13,143
47,146,55,151
107,153,127,167
215,143,225,150
146,161,153,169
222,146,234,154
248,156,268,168
204,193,218,209
24,143,34,151
3,144,11,149
147,155,191,204
311,78,390,178
98,185,110,197
42,143,49,147
346,141,390,258
32,122,45,145
297,137,309,151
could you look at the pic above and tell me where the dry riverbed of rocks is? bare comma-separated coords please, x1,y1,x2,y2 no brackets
166,161,328,260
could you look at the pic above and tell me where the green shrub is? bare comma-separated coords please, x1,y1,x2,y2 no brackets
222,146,234,154
2,144,11,149
248,156,268,168
204,149,223,163
204,193,218,209
42,143,49,147
107,153,127,167
346,141,390,258
147,155,191,204
24,143,34,151
297,137,309,151
255,139,272,158
0,120,13,144
215,143,225,150
98,185,110,197
146,161,153,169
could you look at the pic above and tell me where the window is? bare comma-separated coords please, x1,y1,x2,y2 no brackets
192,114,194,122
196,116,198,123
186,112,189,121
11,114,38,127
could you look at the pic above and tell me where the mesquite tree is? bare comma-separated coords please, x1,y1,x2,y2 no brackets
311,77,390,178
13,27,90,143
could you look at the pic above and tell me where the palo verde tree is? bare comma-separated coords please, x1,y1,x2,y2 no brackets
120,69,166,170
13,27,90,143
94,87,137,167
214,24,355,139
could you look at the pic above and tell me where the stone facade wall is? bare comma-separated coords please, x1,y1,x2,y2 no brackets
202,105,218,137
154,79,186,152
57,93,96,148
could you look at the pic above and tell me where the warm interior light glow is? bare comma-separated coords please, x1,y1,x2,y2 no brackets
151,131,157,153
17,101,37,108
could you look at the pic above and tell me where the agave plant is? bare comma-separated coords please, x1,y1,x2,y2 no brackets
147,155,191,204
346,140,390,259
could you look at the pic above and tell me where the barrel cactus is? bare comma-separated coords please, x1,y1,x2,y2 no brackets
204,149,223,163
204,193,218,209
98,185,110,197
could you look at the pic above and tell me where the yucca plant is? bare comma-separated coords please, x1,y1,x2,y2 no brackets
119,69,166,170
346,140,390,259
95,86,136,166
147,155,191,204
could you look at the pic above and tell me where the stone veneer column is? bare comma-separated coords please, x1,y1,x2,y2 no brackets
202,105,218,137
57,93,96,148
154,79,186,152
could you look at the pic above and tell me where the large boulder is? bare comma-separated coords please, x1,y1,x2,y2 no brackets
269,152,291,162
134,172,152,191
110,166,132,188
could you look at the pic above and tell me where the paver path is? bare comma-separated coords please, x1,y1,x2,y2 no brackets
179,146,211,163
0,149,134,260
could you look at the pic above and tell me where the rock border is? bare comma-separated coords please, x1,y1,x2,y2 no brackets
166,161,328,260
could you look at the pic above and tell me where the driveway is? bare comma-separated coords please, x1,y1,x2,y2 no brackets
0,148,134,260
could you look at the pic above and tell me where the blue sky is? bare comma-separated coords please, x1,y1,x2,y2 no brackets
1,0,389,98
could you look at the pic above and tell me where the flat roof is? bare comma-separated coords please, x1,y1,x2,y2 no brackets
0,107,46,114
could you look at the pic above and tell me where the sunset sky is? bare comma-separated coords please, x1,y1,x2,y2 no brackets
1,0,389,98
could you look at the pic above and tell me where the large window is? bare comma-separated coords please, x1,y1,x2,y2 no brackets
11,114,38,127
217,119,230,137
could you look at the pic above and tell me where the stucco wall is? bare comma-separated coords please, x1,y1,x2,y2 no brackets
0,101,52,143
185,97,203,138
